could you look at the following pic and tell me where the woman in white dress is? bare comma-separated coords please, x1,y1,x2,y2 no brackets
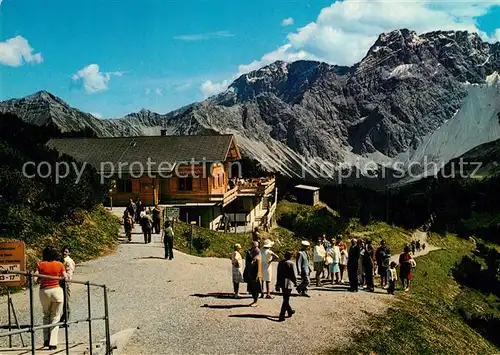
261,239,279,299
231,244,244,298
329,242,341,284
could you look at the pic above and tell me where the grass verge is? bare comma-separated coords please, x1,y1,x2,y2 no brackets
173,221,301,259
335,234,499,355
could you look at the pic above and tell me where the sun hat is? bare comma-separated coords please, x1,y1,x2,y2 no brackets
301,240,310,246
263,239,274,248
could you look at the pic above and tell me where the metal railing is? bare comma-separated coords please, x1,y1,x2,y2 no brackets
0,270,112,355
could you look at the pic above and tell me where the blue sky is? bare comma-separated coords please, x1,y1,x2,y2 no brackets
1,0,499,118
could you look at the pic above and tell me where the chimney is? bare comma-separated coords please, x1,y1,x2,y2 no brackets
160,129,167,136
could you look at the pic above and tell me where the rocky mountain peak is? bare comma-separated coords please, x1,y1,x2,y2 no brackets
1,29,499,187
225,60,333,105
23,90,69,107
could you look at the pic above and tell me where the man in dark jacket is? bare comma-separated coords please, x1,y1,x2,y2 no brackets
347,238,360,292
296,240,311,297
140,212,153,244
276,251,297,321
363,240,375,292
152,204,161,234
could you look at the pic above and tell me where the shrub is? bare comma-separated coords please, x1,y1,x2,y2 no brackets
276,201,345,239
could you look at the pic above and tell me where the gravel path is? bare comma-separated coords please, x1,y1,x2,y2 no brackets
0,228,439,355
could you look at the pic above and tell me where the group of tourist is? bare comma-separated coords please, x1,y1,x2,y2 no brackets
34,246,75,350
123,198,162,243
231,239,296,321
230,234,418,321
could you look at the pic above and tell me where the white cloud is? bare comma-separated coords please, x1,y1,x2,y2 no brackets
90,112,103,119
493,29,500,42
175,81,192,91
200,79,230,98
174,31,234,41
241,0,500,69
72,64,123,93
0,0,3,6
155,88,163,96
281,17,295,27
201,0,500,97
238,44,321,73
145,88,151,95
0,35,43,67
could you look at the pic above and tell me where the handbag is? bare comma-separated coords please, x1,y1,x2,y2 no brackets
410,258,416,268
325,255,333,265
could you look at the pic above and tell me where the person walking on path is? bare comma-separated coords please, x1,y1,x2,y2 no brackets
261,239,279,299
387,261,398,295
363,240,375,292
329,241,341,284
347,239,360,292
35,247,68,351
399,246,414,292
411,241,416,256
231,244,244,298
377,240,391,288
59,246,75,323
322,234,331,279
244,241,262,307
152,204,161,234
163,220,174,260
141,212,153,244
123,210,134,242
357,239,365,288
126,198,136,221
296,240,311,297
276,251,297,321
252,227,261,247
339,240,348,283
313,238,326,287
135,200,144,224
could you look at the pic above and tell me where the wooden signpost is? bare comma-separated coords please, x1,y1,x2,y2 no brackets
0,241,26,286
0,241,26,347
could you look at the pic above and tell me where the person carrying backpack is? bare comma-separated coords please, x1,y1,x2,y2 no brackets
163,220,174,260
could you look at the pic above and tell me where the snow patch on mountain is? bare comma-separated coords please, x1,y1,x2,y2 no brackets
395,71,500,182
389,64,416,79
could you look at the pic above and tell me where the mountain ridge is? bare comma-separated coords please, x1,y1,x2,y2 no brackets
1,28,500,186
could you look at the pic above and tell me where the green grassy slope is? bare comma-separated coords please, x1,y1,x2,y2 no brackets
336,234,499,355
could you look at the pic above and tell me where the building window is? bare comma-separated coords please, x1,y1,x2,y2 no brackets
117,179,132,193
179,177,193,191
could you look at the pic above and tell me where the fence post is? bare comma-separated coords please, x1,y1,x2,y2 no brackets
103,286,112,355
63,280,70,355
28,272,35,355
87,282,93,355
7,288,12,348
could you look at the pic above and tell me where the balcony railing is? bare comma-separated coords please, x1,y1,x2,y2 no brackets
160,177,276,205
232,177,275,196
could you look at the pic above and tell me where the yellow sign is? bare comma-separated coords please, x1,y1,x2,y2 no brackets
0,241,26,287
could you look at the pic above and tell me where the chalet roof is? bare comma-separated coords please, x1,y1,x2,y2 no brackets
295,184,320,191
46,134,240,174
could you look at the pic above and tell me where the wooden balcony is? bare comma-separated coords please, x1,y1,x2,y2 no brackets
160,177,275,206
234,177,275,196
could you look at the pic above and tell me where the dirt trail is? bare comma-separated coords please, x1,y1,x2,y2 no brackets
0,227,441,355
390,230,440,264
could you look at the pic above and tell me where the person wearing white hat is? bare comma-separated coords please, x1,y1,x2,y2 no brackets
296,240,311,297
261,239,279,299
313,238,326,287
231,243,244,298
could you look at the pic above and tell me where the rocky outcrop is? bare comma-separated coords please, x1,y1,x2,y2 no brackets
1,29,499,186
